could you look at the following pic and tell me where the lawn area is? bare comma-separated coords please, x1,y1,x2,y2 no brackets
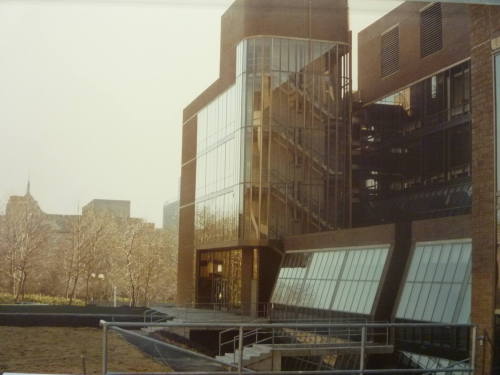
0,326,171,374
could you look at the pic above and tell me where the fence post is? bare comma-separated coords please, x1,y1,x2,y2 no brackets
102,324,108,375
470,326,477,372
360,325,366,375
238,326,244,374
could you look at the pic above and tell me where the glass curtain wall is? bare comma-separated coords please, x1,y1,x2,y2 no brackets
271,246,389,316
197,249,242,307
237,37,351,240
354,61,471,225
194,37,350,246
195,83,243,246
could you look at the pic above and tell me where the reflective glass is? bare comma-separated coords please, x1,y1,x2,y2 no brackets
271,246,389,315
401,352,468,375
395,240,471,323
196,36,350,245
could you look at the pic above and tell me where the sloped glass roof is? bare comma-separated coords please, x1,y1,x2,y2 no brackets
400,351,469,375
271,246,389,315
395,239,471,323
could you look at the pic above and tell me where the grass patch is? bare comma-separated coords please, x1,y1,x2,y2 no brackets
0,292,85,306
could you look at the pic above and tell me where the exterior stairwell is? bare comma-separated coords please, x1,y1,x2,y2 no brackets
216,344,273,369
216,326,394,371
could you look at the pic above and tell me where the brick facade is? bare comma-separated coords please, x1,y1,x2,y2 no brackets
470,5,500,374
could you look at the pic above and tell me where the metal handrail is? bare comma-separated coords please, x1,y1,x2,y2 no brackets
143,309,170,323
100,321,476,375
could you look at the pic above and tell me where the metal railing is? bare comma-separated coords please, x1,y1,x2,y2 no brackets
218,322,389,357
143,308,171,323
100,320,476,375
151,302,271,321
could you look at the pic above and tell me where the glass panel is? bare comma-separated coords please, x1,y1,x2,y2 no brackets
396,283,412,318
434,243,451,281
424,245,442,282
414,283,431,320
396,240,471,323
422,284,440,321
457,282,471,323
271,246,389,314
443,244,461,282
414,247,431,282
407,246,424,281
332,280,347,311
404,283,422,320
442,284,461,322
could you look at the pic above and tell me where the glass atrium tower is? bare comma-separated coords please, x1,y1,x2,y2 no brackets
178,0,351,309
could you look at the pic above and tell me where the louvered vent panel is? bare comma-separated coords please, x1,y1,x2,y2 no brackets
381,27,399,77
421,3,443,57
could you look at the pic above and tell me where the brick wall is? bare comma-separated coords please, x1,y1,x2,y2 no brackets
470,5,500,374
358,2,470,104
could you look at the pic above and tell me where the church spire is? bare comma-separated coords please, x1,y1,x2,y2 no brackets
26,179,31,197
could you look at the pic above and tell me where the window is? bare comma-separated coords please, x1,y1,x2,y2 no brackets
396,240,471,323
272,246,390,315
451,65,470,116
431,75,437,99
381,26,399,77
420,3,443,57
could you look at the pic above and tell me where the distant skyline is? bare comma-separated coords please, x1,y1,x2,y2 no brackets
0,0,401,227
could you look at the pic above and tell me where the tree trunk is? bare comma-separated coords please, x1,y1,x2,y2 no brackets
85,275,91,304
69,273,80,305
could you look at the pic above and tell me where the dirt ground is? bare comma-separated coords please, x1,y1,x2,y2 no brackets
0,327,171,374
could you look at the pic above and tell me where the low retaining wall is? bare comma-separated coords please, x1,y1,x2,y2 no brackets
0,305,149,327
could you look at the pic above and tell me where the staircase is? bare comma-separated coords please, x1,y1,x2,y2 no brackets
216,343,273,368
216,325,393,371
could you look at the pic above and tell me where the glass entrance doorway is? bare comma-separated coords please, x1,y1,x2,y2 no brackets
197,249,242,309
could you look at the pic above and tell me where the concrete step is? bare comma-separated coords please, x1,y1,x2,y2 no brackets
249,344,272,354
215,344,273,366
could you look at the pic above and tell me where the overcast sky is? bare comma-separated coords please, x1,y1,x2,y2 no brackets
0,0,401,227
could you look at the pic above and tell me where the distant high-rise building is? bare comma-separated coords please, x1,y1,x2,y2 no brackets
163,201,179,232
82,199,130,219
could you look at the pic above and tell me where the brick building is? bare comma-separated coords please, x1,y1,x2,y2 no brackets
177,1,499,373
177,0,351,311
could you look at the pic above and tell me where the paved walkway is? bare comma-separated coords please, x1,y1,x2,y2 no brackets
151,305,269,323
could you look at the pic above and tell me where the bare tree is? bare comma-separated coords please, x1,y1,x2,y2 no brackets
63,212,112,304
0,196,178,306
0,203,49,302
111,220,177,307
116,220,147,307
